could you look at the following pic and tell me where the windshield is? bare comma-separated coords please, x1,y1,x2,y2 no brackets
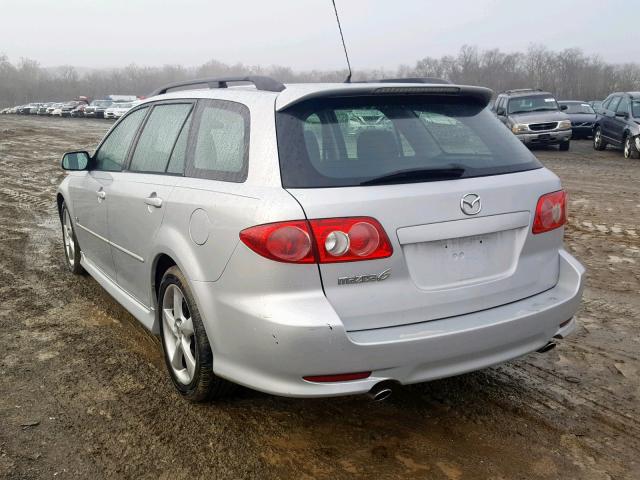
508,95,559,114
92,100,112,107
561,102,595,114
276,96,541,188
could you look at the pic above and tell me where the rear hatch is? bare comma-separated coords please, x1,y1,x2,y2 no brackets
276,88,564,332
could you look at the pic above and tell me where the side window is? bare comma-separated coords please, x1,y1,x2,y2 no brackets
187,100,249,182
129,103,192,173
608,96,621,113
616,96,630,114
93,108,147,171
167,114,192,175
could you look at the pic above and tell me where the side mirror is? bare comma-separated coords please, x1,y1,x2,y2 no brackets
61,151,90,171
615,111,629,119
496,107,506,116
560,105,568,111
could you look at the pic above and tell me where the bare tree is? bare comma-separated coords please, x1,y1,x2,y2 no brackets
1,45,639,107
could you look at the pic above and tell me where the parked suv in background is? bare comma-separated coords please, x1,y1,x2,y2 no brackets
558,101,597,139
57,77,584,401
593,92,640,159
492,89,572,150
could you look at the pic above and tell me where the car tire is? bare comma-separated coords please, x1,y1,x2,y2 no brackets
559,140,570,151
61,201,84,275
158,266,236,402
623,136,639,159
593,127,607,151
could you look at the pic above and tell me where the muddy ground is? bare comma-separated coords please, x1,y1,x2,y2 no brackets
0,115,638,479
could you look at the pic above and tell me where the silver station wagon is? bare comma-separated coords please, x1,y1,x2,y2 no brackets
57,76,585,401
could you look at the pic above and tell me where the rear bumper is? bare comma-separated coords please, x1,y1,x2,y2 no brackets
192,250,585,398
517,129,572,145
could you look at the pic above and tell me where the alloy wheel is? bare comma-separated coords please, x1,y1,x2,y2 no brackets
624,137,631,158
594,129,601,149
162,284,197,385
62,209,75,268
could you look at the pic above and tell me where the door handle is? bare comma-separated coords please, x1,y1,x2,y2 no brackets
144,196,163,208
96,190,106,200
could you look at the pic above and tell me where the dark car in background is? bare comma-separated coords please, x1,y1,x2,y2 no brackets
84,100,113,118
492,89,572,150
59,101,83,117
558,101,597,139
18,104,36,114
70,103,87,117
593,92,640,159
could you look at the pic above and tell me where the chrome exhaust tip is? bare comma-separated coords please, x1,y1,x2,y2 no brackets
536,341,557,354
367,382,393,402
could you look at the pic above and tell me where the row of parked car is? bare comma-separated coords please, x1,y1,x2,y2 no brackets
490,88,640,158
0,98,140,119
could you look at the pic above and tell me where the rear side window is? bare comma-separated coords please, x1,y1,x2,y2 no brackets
616,96,630,114
93,107,147,171
186,100,249,182
129,103,193,173
607,96,621,112
167,114,192,175
276,96,541,188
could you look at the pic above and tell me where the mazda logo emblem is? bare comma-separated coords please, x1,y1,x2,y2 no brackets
461,193,481,215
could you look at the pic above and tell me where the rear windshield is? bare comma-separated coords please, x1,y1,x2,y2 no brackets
276,96,541,188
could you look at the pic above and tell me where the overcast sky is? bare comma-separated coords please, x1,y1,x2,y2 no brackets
0,0,636,70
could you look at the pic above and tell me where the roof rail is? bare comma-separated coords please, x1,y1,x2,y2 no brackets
150,76,286,96
503,88,544,94
377,77,451,85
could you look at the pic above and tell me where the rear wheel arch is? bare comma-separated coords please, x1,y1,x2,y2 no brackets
152,253,177,306
56,193,65,220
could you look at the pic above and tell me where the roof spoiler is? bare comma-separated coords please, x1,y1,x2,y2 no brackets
276,85,494,112
149,75,286,97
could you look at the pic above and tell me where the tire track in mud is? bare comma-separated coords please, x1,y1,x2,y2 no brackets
0,186,56,210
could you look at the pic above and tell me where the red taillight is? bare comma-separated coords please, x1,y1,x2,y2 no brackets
239,217,393,264
303,371,371,383
239,220,315,263
309,217,393,263
532,190,567,234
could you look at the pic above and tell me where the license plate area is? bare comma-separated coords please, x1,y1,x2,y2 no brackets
402,230,520,290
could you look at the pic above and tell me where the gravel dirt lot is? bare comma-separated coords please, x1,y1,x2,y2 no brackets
1,115,639,479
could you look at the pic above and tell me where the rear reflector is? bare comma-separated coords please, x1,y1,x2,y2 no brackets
532,190,567,234
303,372,371,383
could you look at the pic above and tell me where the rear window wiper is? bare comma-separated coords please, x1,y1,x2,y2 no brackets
360,167,465,186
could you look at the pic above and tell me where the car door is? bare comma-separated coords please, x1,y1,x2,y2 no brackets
70,107,149,280
106,101,194,308
601,95,621,143
613,95,631,144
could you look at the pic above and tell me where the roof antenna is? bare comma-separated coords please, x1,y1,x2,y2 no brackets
331,0,352,83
